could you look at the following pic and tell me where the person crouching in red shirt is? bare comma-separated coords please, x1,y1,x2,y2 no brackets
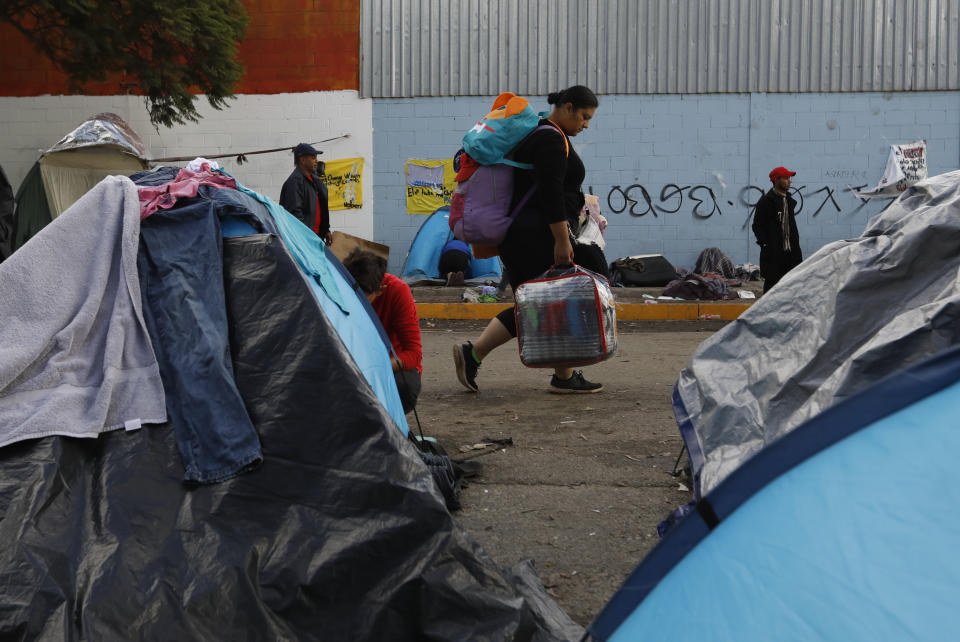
343,248,422,414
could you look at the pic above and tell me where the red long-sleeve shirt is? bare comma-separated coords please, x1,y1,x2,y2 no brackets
370,273,422,375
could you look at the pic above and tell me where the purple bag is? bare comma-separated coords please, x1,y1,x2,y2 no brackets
449,124,560,246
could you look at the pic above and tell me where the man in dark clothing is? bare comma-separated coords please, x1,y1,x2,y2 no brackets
279,142,331,243
752,166,802,293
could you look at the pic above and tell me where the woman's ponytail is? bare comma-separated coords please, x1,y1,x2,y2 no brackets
547,85,598,109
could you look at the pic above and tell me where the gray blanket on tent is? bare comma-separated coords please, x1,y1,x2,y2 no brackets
0,176,166,447
676,169,960,498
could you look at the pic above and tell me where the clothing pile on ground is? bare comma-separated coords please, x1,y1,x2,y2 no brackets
693,247,736,278
659,248,747,300
662,270,739,301
0,168,582,641
608,249,759,294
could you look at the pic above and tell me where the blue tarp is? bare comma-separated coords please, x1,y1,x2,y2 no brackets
231,178,409,434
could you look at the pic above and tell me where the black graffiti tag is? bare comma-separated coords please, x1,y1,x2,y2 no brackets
606,182,893,225
810,186,841,217
739,185,765,229
607,184,723,219
655,184,686,215
608,184,655,217
689,185,722,219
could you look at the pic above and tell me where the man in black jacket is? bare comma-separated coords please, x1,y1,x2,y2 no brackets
752,166,802,293
280,143,331,243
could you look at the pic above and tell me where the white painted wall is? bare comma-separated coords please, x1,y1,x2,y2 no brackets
0,91,375,239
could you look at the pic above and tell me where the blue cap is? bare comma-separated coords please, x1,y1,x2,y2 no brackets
293,142,321,158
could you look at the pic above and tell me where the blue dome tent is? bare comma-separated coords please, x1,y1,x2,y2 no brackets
587,337,960,641
400,206,502,283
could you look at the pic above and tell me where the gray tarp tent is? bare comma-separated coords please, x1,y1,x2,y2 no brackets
674,169,960,498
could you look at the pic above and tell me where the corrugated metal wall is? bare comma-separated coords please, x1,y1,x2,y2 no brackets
360,0,960,97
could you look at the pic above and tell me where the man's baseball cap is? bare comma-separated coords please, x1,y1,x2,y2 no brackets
293,142,322,158
769,166,796,182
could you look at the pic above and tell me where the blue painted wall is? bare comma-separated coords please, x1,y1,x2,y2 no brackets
373,92,960,274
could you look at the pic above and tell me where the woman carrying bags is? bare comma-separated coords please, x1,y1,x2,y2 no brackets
453,85,605,394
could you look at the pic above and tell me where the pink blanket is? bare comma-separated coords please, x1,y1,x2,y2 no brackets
138,164,237,219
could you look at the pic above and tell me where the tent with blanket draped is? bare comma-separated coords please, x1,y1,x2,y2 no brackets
10,112,149,254
400,206,502,284
0,166,581,641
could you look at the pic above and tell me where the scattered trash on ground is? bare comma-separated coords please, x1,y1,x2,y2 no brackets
461,286,499,303
459,442,494,452
457,436,514,455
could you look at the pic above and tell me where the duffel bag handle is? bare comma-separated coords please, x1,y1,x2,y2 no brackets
543,262,585,279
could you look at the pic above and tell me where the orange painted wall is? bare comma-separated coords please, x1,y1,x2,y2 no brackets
0,0,359,96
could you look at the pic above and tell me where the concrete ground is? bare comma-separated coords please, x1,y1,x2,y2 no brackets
414,318,726,627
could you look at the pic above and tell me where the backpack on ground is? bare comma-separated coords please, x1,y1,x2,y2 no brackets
449,93,568,249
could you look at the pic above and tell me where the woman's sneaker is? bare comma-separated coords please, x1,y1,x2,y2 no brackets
453,342,480,392
549,370,603,394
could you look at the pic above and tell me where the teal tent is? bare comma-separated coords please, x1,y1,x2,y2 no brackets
589,343,960,641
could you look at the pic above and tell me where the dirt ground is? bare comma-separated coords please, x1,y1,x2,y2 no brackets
415,319,727,627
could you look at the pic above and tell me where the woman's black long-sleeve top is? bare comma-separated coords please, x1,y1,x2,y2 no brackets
509,120,585,232
497,120,586,293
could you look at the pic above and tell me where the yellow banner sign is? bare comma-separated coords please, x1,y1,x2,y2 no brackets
321,158,363,210
405,158,456,214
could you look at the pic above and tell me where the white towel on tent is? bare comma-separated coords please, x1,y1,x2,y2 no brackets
0,176,167,447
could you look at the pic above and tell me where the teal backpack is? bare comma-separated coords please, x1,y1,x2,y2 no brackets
462,92,541,167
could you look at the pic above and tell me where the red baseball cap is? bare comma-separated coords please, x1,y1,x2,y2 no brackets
769,166,796,182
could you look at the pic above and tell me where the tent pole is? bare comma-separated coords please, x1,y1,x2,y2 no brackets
671,444,687,476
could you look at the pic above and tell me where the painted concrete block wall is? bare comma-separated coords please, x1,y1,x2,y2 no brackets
373,92,960,274
0,91,375,239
